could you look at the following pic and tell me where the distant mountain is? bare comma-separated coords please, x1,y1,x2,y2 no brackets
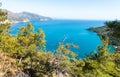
7,11,52,23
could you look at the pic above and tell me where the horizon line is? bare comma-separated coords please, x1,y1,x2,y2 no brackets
6,9,119,21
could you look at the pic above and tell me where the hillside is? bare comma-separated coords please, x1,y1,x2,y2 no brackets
7,11,52,23
88,25,120,51
1,9,120,77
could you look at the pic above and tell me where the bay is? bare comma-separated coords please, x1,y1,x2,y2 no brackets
10,20,108,58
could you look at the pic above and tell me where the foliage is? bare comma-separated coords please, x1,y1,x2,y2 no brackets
105,20,120,38
0,8,120,77
0,9,18,77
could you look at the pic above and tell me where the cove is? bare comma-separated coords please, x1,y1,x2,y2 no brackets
9,20,111,58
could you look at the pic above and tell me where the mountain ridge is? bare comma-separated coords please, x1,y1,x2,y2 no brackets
7,11,52,23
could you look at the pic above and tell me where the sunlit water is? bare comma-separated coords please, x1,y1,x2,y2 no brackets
9,20,114,58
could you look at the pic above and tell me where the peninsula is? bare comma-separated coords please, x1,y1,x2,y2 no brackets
88,20,120,51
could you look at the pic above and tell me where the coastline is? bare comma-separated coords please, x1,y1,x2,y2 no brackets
87,26,120,51
9,19,51,25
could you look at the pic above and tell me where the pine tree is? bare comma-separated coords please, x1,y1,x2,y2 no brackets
0,7,11,53
0,5,18,77
0,9,10,35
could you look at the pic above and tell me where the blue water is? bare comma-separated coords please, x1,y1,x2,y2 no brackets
10,20,107,58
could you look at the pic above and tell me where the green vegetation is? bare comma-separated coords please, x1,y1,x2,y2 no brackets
88,20,120,50
105,20,120,38
0,9,120,77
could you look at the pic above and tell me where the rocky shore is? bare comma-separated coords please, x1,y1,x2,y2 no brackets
87,26,120,51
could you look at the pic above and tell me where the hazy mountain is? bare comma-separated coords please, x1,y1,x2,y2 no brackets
7,11,52,22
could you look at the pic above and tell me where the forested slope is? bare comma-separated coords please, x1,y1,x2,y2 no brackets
0,9,120,77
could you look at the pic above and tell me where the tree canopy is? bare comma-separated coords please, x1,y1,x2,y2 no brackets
105,20,120,38
0,9,120,77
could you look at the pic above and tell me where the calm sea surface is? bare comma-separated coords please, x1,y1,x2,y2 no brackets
10,20,112,58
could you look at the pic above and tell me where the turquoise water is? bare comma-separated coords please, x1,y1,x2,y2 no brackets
10,20,108,58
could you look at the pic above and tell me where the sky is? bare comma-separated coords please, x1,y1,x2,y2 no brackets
1,0,120,20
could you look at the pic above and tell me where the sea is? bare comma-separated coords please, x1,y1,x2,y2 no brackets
9,20,114,58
